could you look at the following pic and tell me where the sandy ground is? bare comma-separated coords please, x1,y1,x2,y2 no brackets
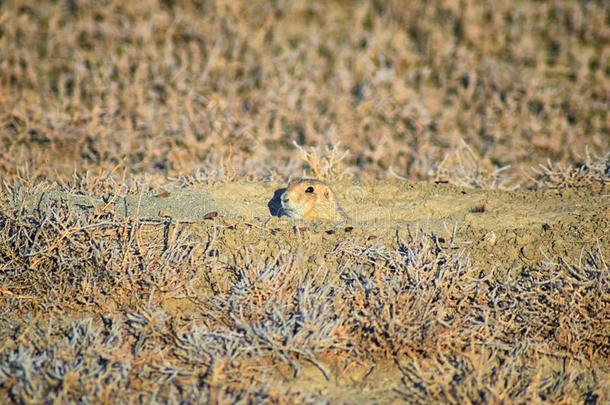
30,180,609,267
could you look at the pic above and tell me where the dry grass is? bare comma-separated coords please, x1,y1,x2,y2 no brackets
292,141,352,181
1,177,609,402
429,140,519,189
1,0,608,184
526,149,610,190
1,0,609,402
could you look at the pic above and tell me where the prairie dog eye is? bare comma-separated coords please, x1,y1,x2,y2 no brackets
305,186,315,193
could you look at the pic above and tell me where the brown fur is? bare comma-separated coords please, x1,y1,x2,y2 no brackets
281,179,348,222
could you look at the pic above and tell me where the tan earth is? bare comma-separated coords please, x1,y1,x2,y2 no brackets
30,180,610,268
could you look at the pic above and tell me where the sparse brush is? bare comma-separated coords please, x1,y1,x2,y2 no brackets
430,141,519,189
395,347,604,403
2,216,607,402
293,141,352,181
526,150,610,189
1,183,608,402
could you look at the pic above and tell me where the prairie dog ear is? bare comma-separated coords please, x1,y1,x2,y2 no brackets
324,189,330,198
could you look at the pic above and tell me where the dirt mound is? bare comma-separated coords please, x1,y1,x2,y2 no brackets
29,180,610,270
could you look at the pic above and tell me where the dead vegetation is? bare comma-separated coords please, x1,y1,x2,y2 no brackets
1,0,608,183
1,178,609,402
1,0,609,402
292,142,352,182
526,150,610,190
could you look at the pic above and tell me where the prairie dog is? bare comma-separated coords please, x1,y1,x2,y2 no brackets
281,178,348,222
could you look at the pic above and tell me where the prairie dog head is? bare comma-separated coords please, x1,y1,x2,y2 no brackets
280,179,346,222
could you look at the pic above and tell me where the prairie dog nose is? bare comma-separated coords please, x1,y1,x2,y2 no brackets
281,192,289,203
